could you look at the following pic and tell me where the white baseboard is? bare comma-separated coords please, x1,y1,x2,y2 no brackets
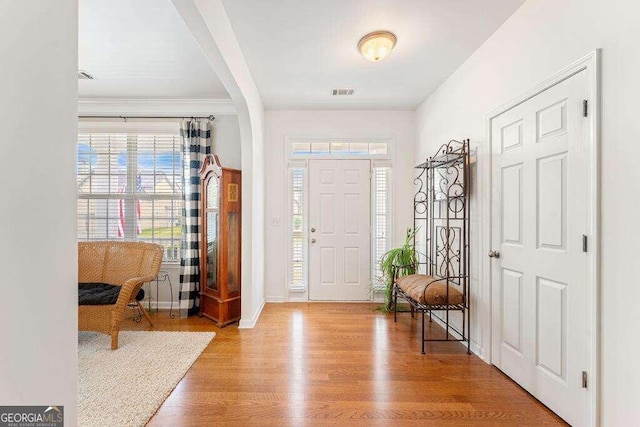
138,300,178,311
371,295,385,303
265,296,285,303
473,342,487,362
238,299,265,329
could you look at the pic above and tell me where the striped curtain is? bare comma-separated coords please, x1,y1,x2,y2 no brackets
178,119,211,317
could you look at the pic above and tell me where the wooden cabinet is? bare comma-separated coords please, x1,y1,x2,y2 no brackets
199,154,241,327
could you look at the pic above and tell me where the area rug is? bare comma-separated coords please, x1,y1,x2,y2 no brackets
78,331,215,427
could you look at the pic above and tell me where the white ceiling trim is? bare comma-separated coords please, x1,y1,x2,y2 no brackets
78,98,236,116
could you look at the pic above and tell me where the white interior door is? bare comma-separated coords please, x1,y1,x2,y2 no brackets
309,159,371,301
490,70,589,426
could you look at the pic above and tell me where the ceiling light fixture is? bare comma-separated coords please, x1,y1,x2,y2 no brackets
357,31,397,62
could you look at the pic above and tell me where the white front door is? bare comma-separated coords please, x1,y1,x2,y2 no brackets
309,159,371,301
490,70,589,426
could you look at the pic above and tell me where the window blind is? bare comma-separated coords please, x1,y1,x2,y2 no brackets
373,166,392,288
77,133,183,262
289,167,306,290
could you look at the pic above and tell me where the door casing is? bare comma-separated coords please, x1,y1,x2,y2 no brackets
481,50,600,426
283,138,394,304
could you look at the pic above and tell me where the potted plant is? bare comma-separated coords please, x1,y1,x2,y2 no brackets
379,227,419,311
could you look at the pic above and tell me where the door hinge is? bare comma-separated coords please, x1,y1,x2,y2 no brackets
582,235,588,252
583,99,588,117
582,371,588,388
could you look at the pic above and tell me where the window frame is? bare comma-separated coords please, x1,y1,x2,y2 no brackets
286,159,309,293
288,137,392,159
77,121,183,263
371,160,393,292
284,137,393,299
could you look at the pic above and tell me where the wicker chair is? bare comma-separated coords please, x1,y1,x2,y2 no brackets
78,241,164,350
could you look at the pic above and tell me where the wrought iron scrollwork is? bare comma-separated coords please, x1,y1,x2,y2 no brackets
436,226,461,279
403,138,471,354
413,167,428,215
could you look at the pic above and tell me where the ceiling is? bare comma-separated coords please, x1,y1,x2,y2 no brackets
222,0,526,109
78,0,526,109
78,0,229,99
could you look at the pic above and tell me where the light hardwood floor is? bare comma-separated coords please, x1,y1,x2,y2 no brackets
122,303,565,426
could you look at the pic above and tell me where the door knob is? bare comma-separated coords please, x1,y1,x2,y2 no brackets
311,238,316,243
311,227,316,233
488,250,500,259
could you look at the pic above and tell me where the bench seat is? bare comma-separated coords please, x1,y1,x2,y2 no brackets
396,274,464,306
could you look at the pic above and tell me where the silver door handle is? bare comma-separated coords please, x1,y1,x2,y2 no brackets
488,250,500,259
311,238,316,243
311,227,316,233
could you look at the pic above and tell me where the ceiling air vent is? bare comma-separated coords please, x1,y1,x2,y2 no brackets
332,88,354,96
78,70,95,80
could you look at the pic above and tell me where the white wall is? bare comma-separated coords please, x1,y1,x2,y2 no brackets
264,110,416,302
213,115,242,170
0,0,78,422
415,0,640,424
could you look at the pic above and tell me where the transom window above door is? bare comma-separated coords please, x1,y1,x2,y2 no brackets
290,139,389,157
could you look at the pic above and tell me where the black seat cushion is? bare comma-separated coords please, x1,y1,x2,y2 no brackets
78,282,145,305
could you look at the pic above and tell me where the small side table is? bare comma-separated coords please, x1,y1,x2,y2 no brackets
146,270,176,319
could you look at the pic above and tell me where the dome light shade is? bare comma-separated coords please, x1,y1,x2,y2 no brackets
357,31,397,62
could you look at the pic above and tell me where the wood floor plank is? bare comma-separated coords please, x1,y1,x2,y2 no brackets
121,303,566,425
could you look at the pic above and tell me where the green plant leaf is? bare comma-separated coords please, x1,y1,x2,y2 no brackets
377,227,420,311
